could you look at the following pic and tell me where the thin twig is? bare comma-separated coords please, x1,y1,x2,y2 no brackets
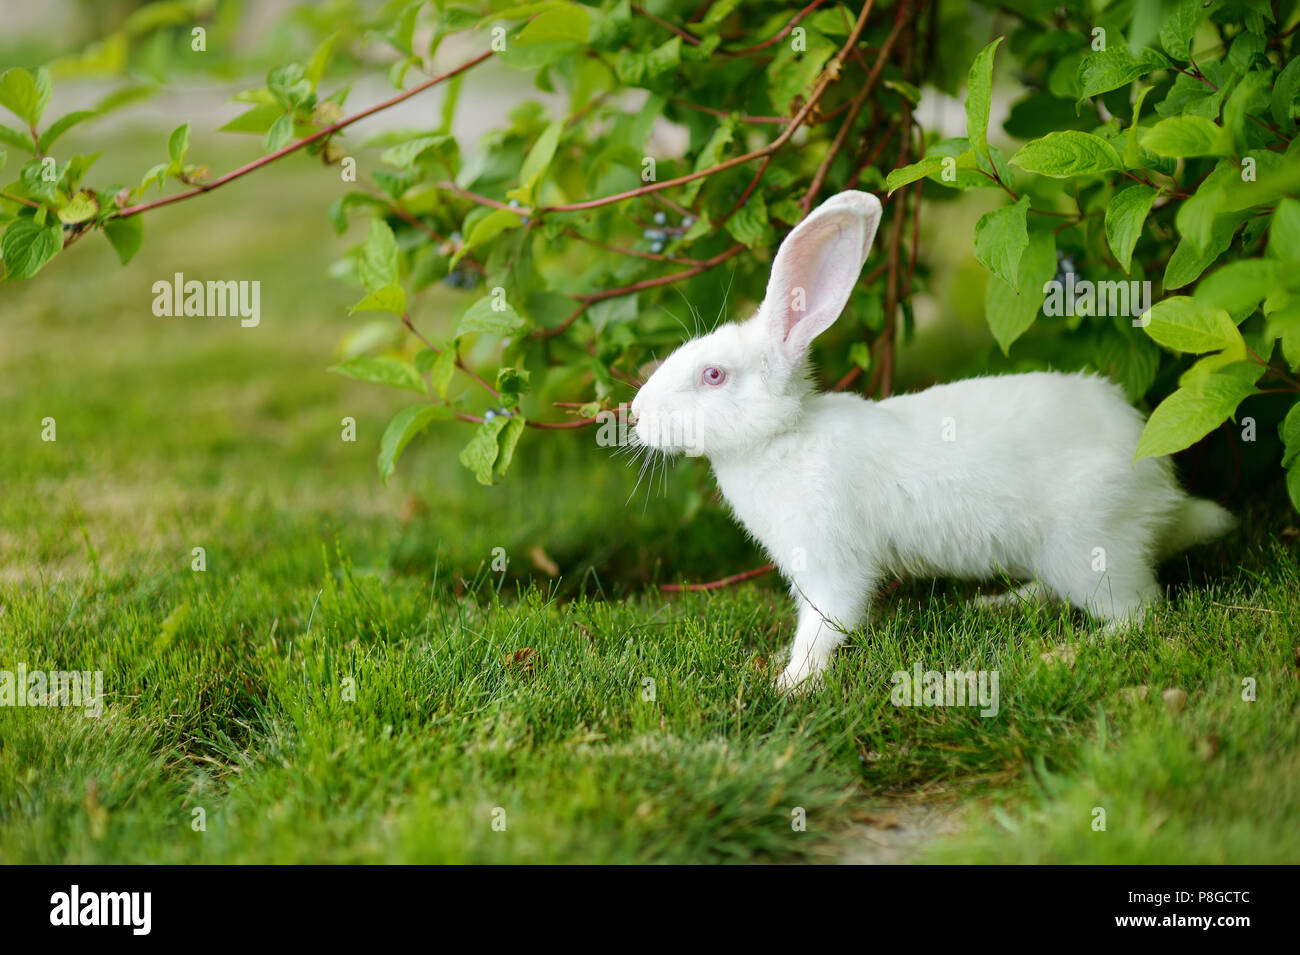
539,0,876,215
661,563,777,592
116,49,494,219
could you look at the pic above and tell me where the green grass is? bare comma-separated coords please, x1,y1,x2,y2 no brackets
1,129,1298,863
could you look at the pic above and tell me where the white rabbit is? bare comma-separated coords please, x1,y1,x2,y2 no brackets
629,190,1235,691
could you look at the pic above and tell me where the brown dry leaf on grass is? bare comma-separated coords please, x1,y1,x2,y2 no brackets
1040,643,1077,667
528,546,559,577
503,648,536,675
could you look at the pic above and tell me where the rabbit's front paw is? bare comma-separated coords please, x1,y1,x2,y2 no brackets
776,659,824,694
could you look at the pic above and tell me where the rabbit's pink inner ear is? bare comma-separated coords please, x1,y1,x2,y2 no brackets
759,191,883,365
766,215,872,360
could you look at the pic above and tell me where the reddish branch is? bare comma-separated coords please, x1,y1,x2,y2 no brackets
631,3,704,45
538,0,876,216
671,99,786,124
402,312,600,430
661,563,777,592
115,49,495,219
531,243,746,339
802,0,911,215
565,229,707,267
718,0,828,57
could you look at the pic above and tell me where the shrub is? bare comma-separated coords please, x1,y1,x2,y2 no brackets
1,0,1297,512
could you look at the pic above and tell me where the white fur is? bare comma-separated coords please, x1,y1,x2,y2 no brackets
630,190,1235,691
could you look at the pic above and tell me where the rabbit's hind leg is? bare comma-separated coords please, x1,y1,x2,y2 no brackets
1035,536,1161,630
973,579,1052,609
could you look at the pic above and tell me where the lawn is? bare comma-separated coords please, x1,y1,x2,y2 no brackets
1,130,1298,864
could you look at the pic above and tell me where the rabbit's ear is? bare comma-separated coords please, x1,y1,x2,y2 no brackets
760,190,882,364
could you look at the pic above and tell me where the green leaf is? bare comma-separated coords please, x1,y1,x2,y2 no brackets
684,118,735,203
103,215,143,265
327,356,425,393
1269,198,1300,262
1271,56,1300,135
618,36,684,88
1265,300,1300,371
57,191,98,224
267,63,312,111
965,37,1004,163
359,219,399,291
21,158,60,205
139,162,168,194
494,415,526,479
1222,69,1270,157
1105,185,1158,274
1010,131,1121,177
1163,212,1248,290
452,208,524,266
885,156,946,195
985,229,1055,354
349,282,407,315
725,196,773,249
1,218,61,280
703,0,743,24
884,78,922,105
510,120,562,203
167,123,190,164
767,30,834,114
1157,66,1227,121
459,415,511,485
1140,116,1230,158
974,196,1030,289
0,68,51,125
1159,0,1205,61
37,109,98,152
379,134,453,169
1142,296,1243,354
1288,459,1300,515
1194,259,1283,321
516,4,589,45
304,31,340,89
1091,327,1161,402
430,347,456,398
0,123,35,153
378,403,454,484
1135,364,1261,460
1176,338,1249,387
218,103,283,135
1078,46,1170,98
1217,153,1300,218
413,346,438,371
1173,160,1239,252
456,296,526,337
1124,85,1154,169
1280,400,1300,469
264,113,293,153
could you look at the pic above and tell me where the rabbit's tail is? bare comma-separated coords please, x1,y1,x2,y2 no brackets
1157,497,1236,561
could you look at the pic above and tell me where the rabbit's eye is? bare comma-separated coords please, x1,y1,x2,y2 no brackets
701,366,726,387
